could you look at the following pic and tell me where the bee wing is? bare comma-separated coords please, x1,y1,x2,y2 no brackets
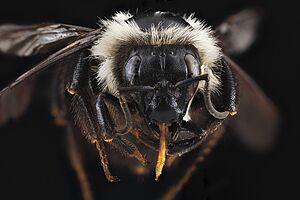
0,23,94,57
216,8,262,55
0,79,35,126
0,28,102,125
225,55,280,151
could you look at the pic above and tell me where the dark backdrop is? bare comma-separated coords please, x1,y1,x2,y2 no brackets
0,0,299,200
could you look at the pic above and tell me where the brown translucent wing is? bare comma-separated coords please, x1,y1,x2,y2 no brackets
0,23,93,57
0,79,35,126
0,28,102,126
216,8,262,55
225,55,280,151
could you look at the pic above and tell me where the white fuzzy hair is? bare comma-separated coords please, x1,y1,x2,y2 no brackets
91,11,222,96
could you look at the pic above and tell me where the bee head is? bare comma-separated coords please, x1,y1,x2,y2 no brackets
91,10,222,128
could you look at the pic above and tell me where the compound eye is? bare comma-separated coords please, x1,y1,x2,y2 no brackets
184,54,200,77
124,55,141,85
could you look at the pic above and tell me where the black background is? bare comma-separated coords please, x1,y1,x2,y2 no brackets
0,0,299,199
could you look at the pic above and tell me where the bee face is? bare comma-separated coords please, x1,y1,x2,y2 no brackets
124,45,201,125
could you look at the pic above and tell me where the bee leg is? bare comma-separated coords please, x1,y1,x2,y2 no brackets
95,94,148,165
94,93,116,142
160,127,225,200
94,139,120,182
109,136,149,166
63,53,118,182
66,126,94,200
221,58,239,115
69,92,119,182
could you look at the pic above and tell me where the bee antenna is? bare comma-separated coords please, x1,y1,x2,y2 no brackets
174,74,230,119
174,74,208,88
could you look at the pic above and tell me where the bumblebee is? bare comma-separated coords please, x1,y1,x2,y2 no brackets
0,9,278,200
